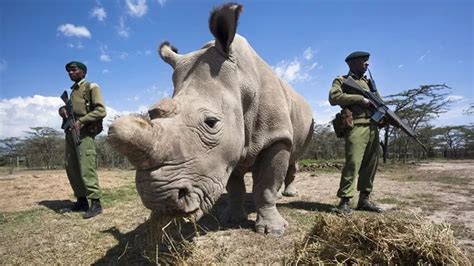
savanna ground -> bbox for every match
[0,160,472,264]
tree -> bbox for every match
[302,123,344,160]
[0,137,23,168]
[95,135,131,169]
[463,103,474,116]
[381,84,453,163]
[431,125,474,158]
[24,127,63,169]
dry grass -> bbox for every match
[144,213,196,264]
[289,212,471,265]
[1,161,473,264]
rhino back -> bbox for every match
[232,35,313,167]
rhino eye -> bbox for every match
[204,117,219,128]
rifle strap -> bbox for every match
[83,81,92,113]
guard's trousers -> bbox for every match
[65,131,102,199]
[337,123,381,198]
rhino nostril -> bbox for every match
[178,188,188,199]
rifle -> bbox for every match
[342,76,428,152]
[60,91,81,146]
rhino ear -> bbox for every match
[158,41,181,68]
[209,3,243,55]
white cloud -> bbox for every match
[67,42,84,50]
[447,95,464,101]
[436,103,474,126]
[273,59,309,84]
[0,95,64,139]
[303,47,314,61]
[102,106,134,127]
[126,0,148,17]
[119,52,129,60]
[307,62,318,71]
[316,100,331,108]
[313,105,340,126]
[397,64,404,69]
[116,17,130,38]
[100,54,111,62]
[137,50,153,56]
[57,24,91,38]
[0,59,7,72]
[157,0,167,7]
[272,47,320,84]
[100,45,111,62]
[0,95,140,139]
[91,7,107,21]
[102,69,109,74]
[417,49,431,62]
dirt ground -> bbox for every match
[0,160,473,264]
[0,169,134,212]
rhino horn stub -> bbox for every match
[159,41,181,68]
[107,116,162,170]
[149,98,178,119]
[209,3,243,55]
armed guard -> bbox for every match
[59,61,106,219]
[329,51,384,215]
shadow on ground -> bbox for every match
[93,194,334,264]
[38,200,75,213]
[93,193,256,265]
[278,201,336,213]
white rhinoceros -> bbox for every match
[108,3,313,236]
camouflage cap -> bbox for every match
[65,61,87,73]
[345,51,370,62]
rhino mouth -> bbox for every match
[135,168,220,219]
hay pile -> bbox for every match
[144,212,197,264]
[289,212,470,264]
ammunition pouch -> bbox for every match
[82,120,103,137]
[332,108,353,138]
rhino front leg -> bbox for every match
[282,162,298,197]
[252,142,289,236]
[220,170,248,224]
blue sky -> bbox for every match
[0,0,473,138]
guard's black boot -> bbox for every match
[335,197,352,215]
[60,197,89,213]
[83,199,102,219]
[356,192,383,213]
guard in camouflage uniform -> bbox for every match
[59,61,106,219]
[328,51,384,215]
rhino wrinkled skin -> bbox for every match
[108,3,313,236]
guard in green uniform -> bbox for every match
[59,61,106,219]
[329,51,383,215]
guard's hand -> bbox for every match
[59,107,68,119]
[72,120,82,131]
[361,98,372,108]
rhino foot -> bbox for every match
[255,206,288,236]
[282,184,298,197]
[220,205,248,225]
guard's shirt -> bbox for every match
[328,72,382,124]
[70,79,106,124]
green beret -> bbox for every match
[65,61,87,73]
[345,51,370,62]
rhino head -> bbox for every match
[108,3,245,219]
